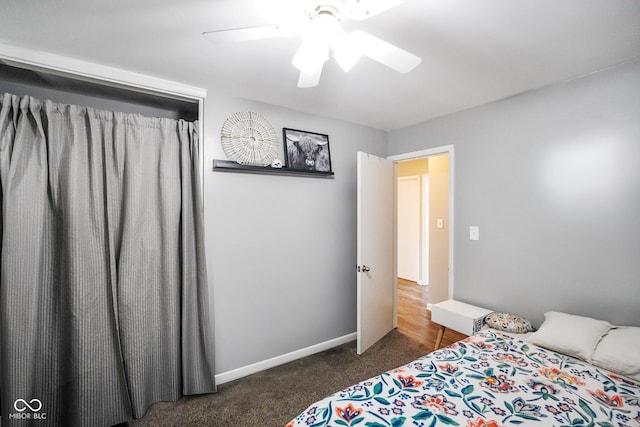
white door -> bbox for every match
[357,152,395,354]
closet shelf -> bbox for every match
[212,160,334,178]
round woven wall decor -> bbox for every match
[221,111,280,166]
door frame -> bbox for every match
[388,145,455,326]
[420,173,429,286]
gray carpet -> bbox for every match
[127,330,432,426]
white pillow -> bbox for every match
[527,311,611,362]
[591,327,640,382]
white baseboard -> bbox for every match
[215,332,357,385]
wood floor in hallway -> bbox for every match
[396,278,466,350]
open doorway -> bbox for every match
[394,151,451,343]
[355,147,453,353]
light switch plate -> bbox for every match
[437,218,444,229]
[470,226,480,241]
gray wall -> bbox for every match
[202,97,387,373]
[1,62,389,376]
[8,54,639,379]
[427,154,450,305]
[389,60,640,327]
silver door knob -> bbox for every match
[361,265,370,272]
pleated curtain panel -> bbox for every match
[0,92,216,426]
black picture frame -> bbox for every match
[283,128,332,173]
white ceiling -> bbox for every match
[1,0,639,130]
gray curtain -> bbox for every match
[0,93,216,426]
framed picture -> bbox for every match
[283,128,332,173]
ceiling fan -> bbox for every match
[202,0,422,88]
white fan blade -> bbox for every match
[297,63,324,88]
[351,30,421,73]
[348,0,407,20]
[202,24,295,43]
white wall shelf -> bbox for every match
[212,159,334,178]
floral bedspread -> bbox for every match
[286,330,640,427]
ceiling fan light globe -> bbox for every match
[333,49,361,72]
[297,64,324,88]
[311,11,341,37]
[332,32,363,72]
[292,41,329,74]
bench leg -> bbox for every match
[434,325,445,351]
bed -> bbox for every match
[286,312,640,427]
